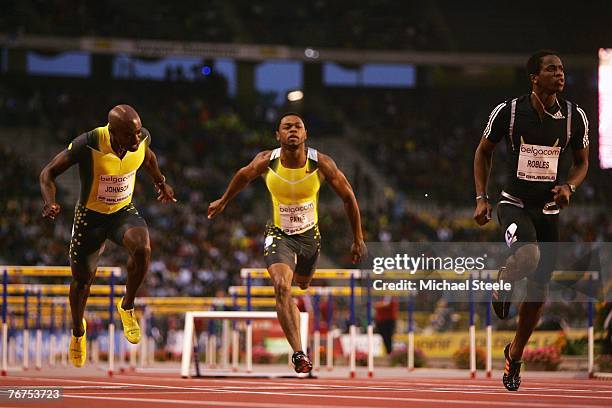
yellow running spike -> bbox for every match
[117,297,141,344]
[69,319,87,367]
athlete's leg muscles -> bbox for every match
[509,282,547,360]
[293,234,320,290]
[294,269,315,290]
[121,226,151,309]
[504,243,540,281]
[509,213,557,360]
[503,243,542,359]
[69,247,102,336]
[268,262,303,352]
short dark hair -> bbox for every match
[275,112,305,131]
[526,49,560,78]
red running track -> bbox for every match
[1,373,612,407]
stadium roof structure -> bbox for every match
[0,33,597,68]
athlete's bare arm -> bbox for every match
[473,137,496,225]
[317,153,367,264]
[551,146,589,209]
[39,150,76,220]
[143,147,176,204]
[207,150,272,219]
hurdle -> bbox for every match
[35,288,42,371]
[366,271,374,377]
[312,292,320,371]
[0,265,121,376]
[477,269,601,379]
[180,311,309,378]
[4,267,285,375]
[49,299,56,367]
[228,279,371,375]
[588,273,595,378]
[468,276,476,379]
[61,302,67,367]
[229,284,362,373]
[1,270,7,376]
[485,278,492,378]
[23,289,29,370]
[326,289,334,371]
[485,299,492,378]
[139,306,151,369]
[348,270,357,378]
[407,295,414,371]
[231,294,238,372]
[238,268,365,378]
[108,269,116,376]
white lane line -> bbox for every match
[210,388,607,408]
[5,376,216,392]
[272,377,612,391]
[165,378,612,398]
[114,375,612,397]
[360,378,612,390]
[213,386,612,401]
[345,379,612,393]
[291,384,612,397]
[66,391,233,396]
[62,394,379,408]
[126,374,612,391]
[56,385,133,390]
[300,387,612,400]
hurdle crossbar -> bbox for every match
[240,268,361,279]
[230,285,368,296]
[5,284,114,295]
[181,311,308,378]
[2,266,121,277]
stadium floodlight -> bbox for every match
[287,90,304,102]
[599,48,612,168]
[304,48,320,59]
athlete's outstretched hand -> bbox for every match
[42,203,61,220]
[473,199,492,225]
[351,240,367,264]
[208,198,227,219]
[157,183,177,204]
[551,185,571,209]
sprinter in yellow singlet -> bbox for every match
[208,113,367,373]
[40,105,176,367]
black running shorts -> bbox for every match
[497,203,559,284]
[263,223,321,277]
[69,202,147,267]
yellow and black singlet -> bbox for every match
[264,147,321,235]
[65,125,150,214]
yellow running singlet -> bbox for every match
[264,148,321,235]
[66,125,150,214]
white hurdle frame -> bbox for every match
[181,311,308,378]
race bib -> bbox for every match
[278,201,316,235]
[97,171,136,204]
[516,144,560,182]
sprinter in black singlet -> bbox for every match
[473,51,589,391]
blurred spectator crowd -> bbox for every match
[4,1,612,53]
[0,77,610,298]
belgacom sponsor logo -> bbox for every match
[279,203,315,213]
[100,174,133,183]
[520,145,560,157]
